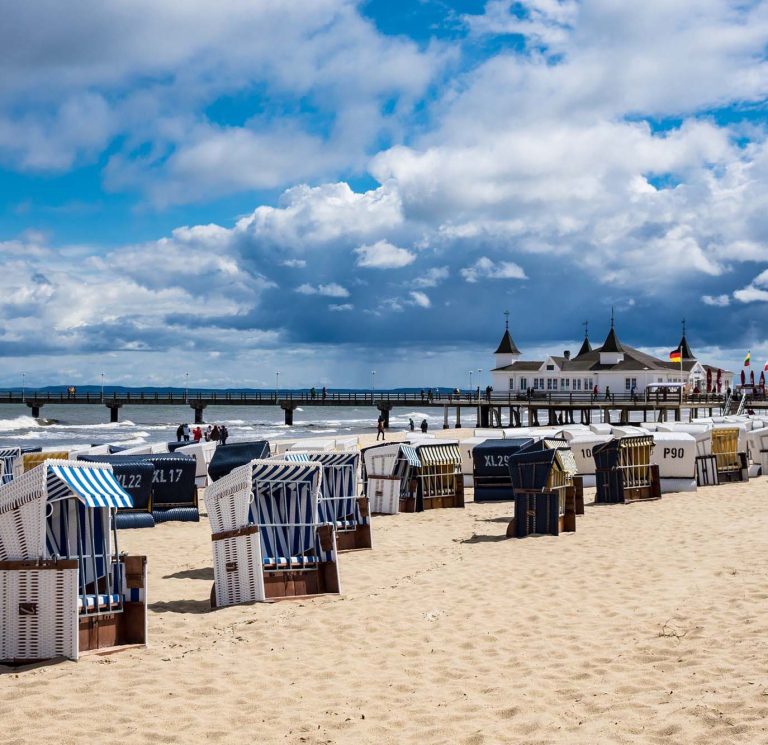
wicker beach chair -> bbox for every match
[0,447,22,485]
[506,448,575,538]
[361,443,421,515]
[0,460,148,664]
[205,459,340,607]
[471,438,533,502]
[411,442,464,511]
[593,435,661,503]
[285,451,370,551]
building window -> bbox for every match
[533,379,539,390]
[575,379,581,391]
[561,378,569,389]
[520,377,527,390]
[546,364,554,371]
[509,378,514,390]
[625,378,631,391]
[585,378,592,390]
[546,378,552,390]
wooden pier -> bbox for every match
[0,390,727,427]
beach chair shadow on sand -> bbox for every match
[0,460,148,665]
[205,459,341,608]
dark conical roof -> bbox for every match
[576,336,592,357]
[678,335,694,359]
[601,326,624,353]
[495,329,520,355]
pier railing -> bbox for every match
[0,390,726,406]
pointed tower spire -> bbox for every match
[494,311,520,355]
[577,320,592,357]
[678,317,694,359]
[601,309,623,353]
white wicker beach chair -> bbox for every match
[0,460,148,664]
[205,459,340,607]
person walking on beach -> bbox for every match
[193,426,202,442]
[176,424,184,442]
[376,417,385,441]
[420,418,428,433]
[182,423,190,442]
[210,424,220,442]
[220,424,228,445]
[204,424,212,441]
[409,418,415,431]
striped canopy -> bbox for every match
[47,464,134,509]
[399,445,422,467]
[415,443,461,467]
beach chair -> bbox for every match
[285,452,370,551]
[79,453,198,523]
[471,438,533,502]
[709,428,749,484]
[361,442,421,515]
[506,448,576,538]
[205,459,340,606]
[593,435,661,503]
[0,447,22,485]
[650,433,697,493]
[518,437,583,514]
[0,460,147,664]
[22,451,68,472]
[411,442,464,511]
[207,441,270,482]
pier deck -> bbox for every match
[0,390,728,427]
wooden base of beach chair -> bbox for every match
[262,561,340,600]
[335,524,372,552]
[506,490,573,539]
[571,478,585,515]
[0,555,147,665]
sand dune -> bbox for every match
[2,432,767,744]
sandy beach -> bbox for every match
[1,429,767,745]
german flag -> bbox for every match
[669,348,682,362]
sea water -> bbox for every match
[0,403,449,450]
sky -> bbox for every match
[2,0,768,390]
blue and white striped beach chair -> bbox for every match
[205,459,340,606]
[284,452,370,551]
[0,460,148,663]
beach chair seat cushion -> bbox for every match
[262,555,318,568]
[78,593,121,611]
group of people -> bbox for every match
[309,386,328,400]
[175,423,229,444]
[377,416,428,440]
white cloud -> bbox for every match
[702,294,731,307]
[238,182,403,250]
[460,257,527,283]
[409,291,431,308]
[281,259,307,268]
[412,266,449,288]
[355,240,415,269]
[0,1,445,199]
[328,303,354,312]
[295,282,350,298]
